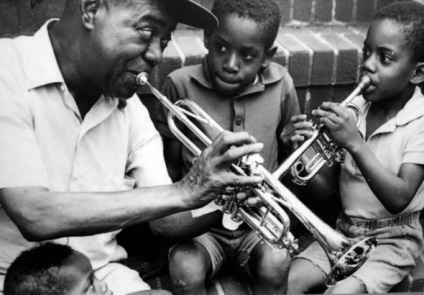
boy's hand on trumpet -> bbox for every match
[280,114,314,151]
[312,102,362,151]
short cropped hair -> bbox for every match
[4,243,74,295]
[374,1,424,62]
[211,0,281,50]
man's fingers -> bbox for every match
[224,143,264,163]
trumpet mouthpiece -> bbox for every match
[358,75,371,91]
[136,72,149,86]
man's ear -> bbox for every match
[411,62,424,85]
[261,45,278,68]
[80,0,99,29]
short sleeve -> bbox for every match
[125,97,172,188]
[402,117,424,165]
[0,41,48,189]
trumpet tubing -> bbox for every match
[136,73,376,284]
[273,75,371,184]
[136,73,295,251]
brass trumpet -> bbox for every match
[136,73,296,252]
[136,73,376,284]
[269,75,377,285]
[273,75,371,185]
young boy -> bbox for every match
[149,0,300,294]
[287,2,424,294]
[4,243,112,295]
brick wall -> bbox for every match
[0,0,418,113]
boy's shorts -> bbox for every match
[171,226,263,280]
[295,211,423,294]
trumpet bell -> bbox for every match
[326,236,377,285]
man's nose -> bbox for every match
[144,39,164,67]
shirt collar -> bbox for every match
[354,86,424,136]
[24,19,64,90]
[395,86,424,126]
[190,56,287,97]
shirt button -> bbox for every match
[235,118,242,126]
[60,84,66,92]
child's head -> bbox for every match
[4,243,111,295]
[204,0,281,96]
[361,1,424,103]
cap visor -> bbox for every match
[171,0,218,29]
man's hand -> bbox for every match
[180,131,264,209]
[280,114,314,151]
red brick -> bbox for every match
[356,0,376,23]
[295,87,308,114]
[376,0,397,10]
[314,0,333,23]
[307,86,335,114]
[276,32,312,87]
[197,0,214,11]
[335,0,353,23]
[0,0,65,37]
[278,0,292,25]
[343,32,367,77]
[319,33,360,84]
[0,1,19,37]
[272,43,289,68]
[333,84,359,104]
[293,0,313,23]
[173,30,207,66]
[295,31,334,86]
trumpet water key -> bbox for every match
[273,75,371,186]
[136,72,297,252]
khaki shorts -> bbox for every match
[170,226,263,280]
[295,211,423,293]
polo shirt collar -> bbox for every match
[394,86,424,126]
[24,19,64,90]
[356,86,424,136]
[191,56,286,97]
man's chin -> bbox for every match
[110,84,138,100]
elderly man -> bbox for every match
[0,0,264,294]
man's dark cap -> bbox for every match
[168,0,218,30]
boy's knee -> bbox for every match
[168,244,209,286]
[250,246,290,285]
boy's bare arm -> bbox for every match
[314,101,424,214]
[349,143,424,213]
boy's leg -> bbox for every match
[248,242,291,295]
[168,241,211,295]
[324,277,366,294]
[288,258,327,294]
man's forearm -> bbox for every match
[0,183,191,241]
